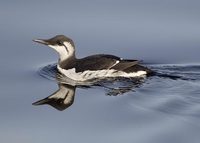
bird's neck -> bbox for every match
[58,53,76,69]
[49,41,76,68]
[58,50,75,62]
[58,42,76,62]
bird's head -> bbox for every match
[33,35,75,61]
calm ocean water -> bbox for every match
[1,0,200,143]
[1,62,200,143]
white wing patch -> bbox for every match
[109,60,119,69]
[57,65,147,81]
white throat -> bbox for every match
[48,42,75,61]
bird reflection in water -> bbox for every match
[33,83,76,111]
[33,64,146,111]
[33,63,189,111]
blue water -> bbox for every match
[1,0,200,143]
[36,64,200,113]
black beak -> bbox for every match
[33,39,49,45]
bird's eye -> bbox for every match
[57,41,62,46]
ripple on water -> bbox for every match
[37,63,200,118]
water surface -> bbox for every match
[1,0,200,143]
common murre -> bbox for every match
[33,35,153,81]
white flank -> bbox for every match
[57,65,147,81]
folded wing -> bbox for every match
[75,54,139,72]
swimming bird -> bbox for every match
[33,35,153,81]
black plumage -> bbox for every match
[59,54,152,74]
[33,35,154,78]
[75,54,139,72]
